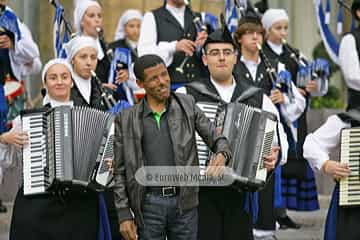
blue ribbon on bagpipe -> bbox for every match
[0,8,21,41]
[314,0,355,65]
[52,2,70,58]
[225,0,240,33]
[108,48,134,105]
[201,12,219,33]
[296,58,329,94]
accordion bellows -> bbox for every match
[22,106,114,195]
[196,102,277,191]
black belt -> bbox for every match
[147,186,179,197]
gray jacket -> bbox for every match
[113,92,231,227]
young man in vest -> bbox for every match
[232,10,306,239]
[177,26,288,240]
[138,0,208,89]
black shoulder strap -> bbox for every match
[234,86,261,103]
[338,108,360,124]
[186,81,224,103]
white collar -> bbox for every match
[49,97,74,107]
[165,4,186,14]
[73,73,92,104]
[210,76,236,103]
[126,38,137,50]
[240,55,261,65]
[267,40,283,55]
[96,38,105,60]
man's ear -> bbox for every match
[202,54,208,66]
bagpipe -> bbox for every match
[282,39,329,94]
[257,43,295,103]
[49,1,126,113]
[107,47,136,105]
[175,0,207,74]
[0,5,25,131]
[49,0,73,58]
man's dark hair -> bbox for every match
[133,54,166,81]
[352,0,360,21]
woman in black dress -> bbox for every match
[10,58,102,240]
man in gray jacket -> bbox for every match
[113,54,231,240]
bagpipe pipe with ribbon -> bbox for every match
[50,0,72,58]
[0,5,24,133]
[107,47,135,106]
[282,39,330,95]
[50,0,129,116]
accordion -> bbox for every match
[21,106,115,196]
[340,127,360,206]
[196,101,277,191]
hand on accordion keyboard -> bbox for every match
[119,219,138,240]
[263,146,280,172]
[104,158,114,174]
[322,160,351,180]
[0,130,28,148]
[205,153,226,177]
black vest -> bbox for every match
[262,42,299,86]
[233,58,273,96]
[346,27,360,110]
[70,77,103,110]
[185,76,263,108]
[96,39,111,84]
[152,6,208,83]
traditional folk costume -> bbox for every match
[138,1,208,90]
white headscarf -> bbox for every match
[114,9,143,41]
[41,58,74,105]
[63,35,98,62]
[42,58,73,84]
[261,9,289,33]
[73,0,101,34]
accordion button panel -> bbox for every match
[340,128,360,206]
[195,102,219,177]
[22,113,48,195]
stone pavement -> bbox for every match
[0,196,330,240]
[276,195,330,240]
[0,202,12,240]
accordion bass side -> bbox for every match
[22,106,115,196]
[340,127,360,206]
[196,102,277,191]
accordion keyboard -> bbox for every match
[195,102,219,176]
[340,127,360,206]
[22,112,49,195]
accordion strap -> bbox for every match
[186,81,224,103]
[338,108,360,124]
[186,81,261,105]
[234,86,262,103]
